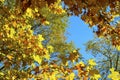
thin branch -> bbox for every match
[115,51,120,71]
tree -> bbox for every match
[0,0,102,80]
[63,0,120,47]
[0,0,119,79]
[1,0,120,46]
[29,0,120,47]
[86,37,120,79]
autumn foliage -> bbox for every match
[0,0,120,80]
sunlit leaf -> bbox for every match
[108,68,120,80]
[33,55,42,64]
[7,55,13,60]
[66,72,75,80]
[88,59,96,66]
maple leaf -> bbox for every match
[116,46,120,51]
[76,61,85,67]
[108,68,120,80]
[25,8,33,18]
[42,20,50,25]
[7,55,13,60]
[66,72,75,80]
[88,59,96,66]
[90,74,101,80]
[33,55,42,64]
[47,45,54,53]
[0,0,4,3]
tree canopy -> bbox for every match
[0,0,120,80]
[1,0,120,46]
[86,37,120,79]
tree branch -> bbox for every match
[115,51,120,71]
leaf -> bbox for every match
[88,59,96,66]
[7,55,13,60]
[90,74,101,80]
[9,28,15,38]
[25,8,33,18]
[0,72,4,76]
[116,46,120,51]
[73,50,77,53]
[0,0,4,3]
[89,69,99,76]
[44,54,50,60]
[38,35,44,41]
[49,72,57,80]
[35,8,38,12]
[108,68,120,80]
[42,21,50,25]
[76,61,85,68]
[66,72,75,80]
[47,45,54,53]
[33,55,42,64]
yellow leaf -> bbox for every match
[12,76,17,80]
[47,45,54,53]
[33,55,42,64]
[25,8,33,18]
[10,15,15,19]
[38,35,44,41]
[44,54,50,60]
[49,72,57,80]
[0,72,4,76]
[0,0,4,2]
[76,61,85,67]
[73,50,77,53]
[65,61,68,66]
[116,46,120,51]
[35,8,38,12]
[88,59,96,66]
[94,74,101,79]
[43,21,50,25]
[13,21,17,27]
[22,54,26,58]
[79,61,85,67]
[66,73,75,80]
[108,68,120,80]
[43,72,49,80]
[90,74,101,80]
[86,66,91,71]
[7,55,13,60]
[9,28,15,38]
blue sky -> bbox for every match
[66,16,94,60]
